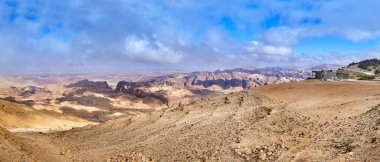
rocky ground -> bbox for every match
[0,65,343,129]
[0,67,312,128]
[1,80,380,161]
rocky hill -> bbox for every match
[113,67,304,108]
[117,64,341,90]
[15,86,52,97]
[0,64,344,128]
[112,64,343,108]
[66,79,112,92]
[306,64,343,71]
[337,58,380,79]
[7,81,380,161]
[348,58,380,70]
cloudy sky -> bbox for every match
[1,0,380,73]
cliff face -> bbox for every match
[116,81,169,105]
[115,64,343,92]
[113,68,305,107]
[66,79,111,90]
[113,66,336,107]
[152,69,307,90]
[60,65,343,112]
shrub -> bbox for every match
[334,139,356,153]
[375,69,380,74]
[356,58,380,70]
[348,62,357,66]
[357,74,375,80]
[336,73,351,79]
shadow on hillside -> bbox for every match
[189,89,220,96]
[60,106,110,122]
[59,106,156,122]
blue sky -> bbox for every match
[295,36,380,56]
[1,0,380,73]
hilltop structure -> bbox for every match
[311,70,336,80]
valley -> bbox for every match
[0,65,340,130]
[2,64,380,161]
[1,1,379,161]
[1,80,380,161]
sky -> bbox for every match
[1,0,380,73]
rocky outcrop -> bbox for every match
[9,86,52,97]
[66,79,111,89]
[116,81,168,106]
[114,64,342,91]
[159,71,301,89]
[20,86,52,97]
[116,81,128,91]
[115,81,147,92]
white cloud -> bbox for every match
[342,29,380,42]
[123,35,185,64]
[262,27,304,46]
[250,40,259,46]
[245,41,292,57]
[262,45,292,56]
[2,0,380,73]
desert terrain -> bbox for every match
[1,80,380,161]
[2,0,380,161]
[0,66,328,131]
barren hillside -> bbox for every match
[4,80,378,161]
[0,99,93,132]
[0,126,72,162]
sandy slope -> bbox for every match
[253,80,380,120]
[0,126,72,162]
[3,80,380,161]
[0,99,93,131]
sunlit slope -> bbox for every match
[0,99,93,131]
[43,81,380,161]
